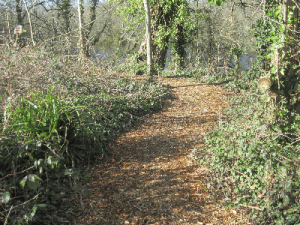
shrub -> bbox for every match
[199,92,300,224]
[0,47,171,224]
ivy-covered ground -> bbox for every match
[2,47,298,224]
[69,74,249,224]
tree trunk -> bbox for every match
[4,0,10,35]
[173,23,185,70]
[143,0,153,79]
[87,0,97,37]
[138,0,188,71]
[77,0,86,60]
[16,0,22,25]
[22,0,35,46]
[60,0,71,33]
[281,0,299,107]
[138,2,170,70]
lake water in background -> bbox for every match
[237,53,257,71]
[94,47,257,72]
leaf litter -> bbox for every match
[69,74,250,225]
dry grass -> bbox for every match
[0,46,115,113]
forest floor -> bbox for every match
[70,74,250,225]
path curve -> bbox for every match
[73,75,248,224]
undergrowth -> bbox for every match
[0,46,171,224]
[114,53,300,223]
[191,60,300,224]
[200,93,299,224]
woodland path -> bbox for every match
[72,75,249,225]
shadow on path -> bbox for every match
[72,76,247,225]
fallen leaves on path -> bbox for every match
[70,74,249,224]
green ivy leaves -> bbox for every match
[20,174,42,190]
[201,91,300,224]
[208,0,225,6]
[1,191,10,204]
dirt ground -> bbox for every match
[70,74,250,225]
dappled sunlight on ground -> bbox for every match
[70,74,249,224]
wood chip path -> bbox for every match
[72,74,249,225]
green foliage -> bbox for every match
[116,54,165,75]
[198,86,300,224]
[208,0,226,6]
[58,0,72,32]
[112,0,195,69]
[226,58,265,91]
[0,48,171,224]
[151,0,193,47]
[117,54,148,75]
[181,45,300,223]
[251,0,300,122]
[0,87,83,224]
[251,16,275,59]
